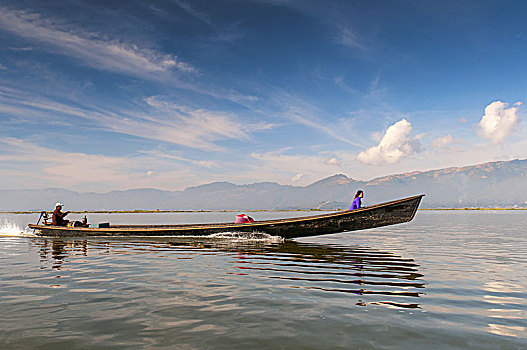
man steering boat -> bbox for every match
[52,202,70,226]
[50,203,89,227]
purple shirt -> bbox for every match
[349,197,361,210]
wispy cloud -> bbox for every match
[9,46,33,51]
[431,134,463,153]
[135,96,273,150]
[249,149,343,185]
[0,87,272,151]
[0,137,133,189]
[283,106,363,147]
[250,1,373,56]
[338,27,368,52]
[172,0,212,26]
[0,137,211,191]
[333,74,357,94]
[0,6,196,80]
[139,149,219,168]
[170,0,245,52]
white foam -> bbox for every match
[208,231,284,243]
[0,219,37,237]
[121,231,284,242]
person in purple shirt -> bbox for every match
[349,190,364,210]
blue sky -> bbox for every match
[0,0,525,191]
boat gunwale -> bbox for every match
[29,195,424,233]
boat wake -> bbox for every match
[207,231,284,243]
[0,220,37,237]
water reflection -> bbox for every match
[230,241,425,305]
[33,237,425,309]
[38,239,89,270]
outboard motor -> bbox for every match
[35,211,51,225]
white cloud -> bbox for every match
[0,7,196,80]
[477,101,522,144]
[357,119,423,165]
[431,135,452,148]
[291,173,303,182]
[431,134,462,152]
[325,157,342,166]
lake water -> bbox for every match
[1,210,526,349]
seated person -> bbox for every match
[52,202,70,226]
[349,190,364,210]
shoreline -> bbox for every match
[2,207,527,214]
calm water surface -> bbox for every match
[1,211,526,349]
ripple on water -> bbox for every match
[1,211,526,349]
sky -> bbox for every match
[0,0,526,192]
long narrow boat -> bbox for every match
[29,195,423,239]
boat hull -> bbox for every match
[29,195,423,239]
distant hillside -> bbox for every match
[1,159,527,211]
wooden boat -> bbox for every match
[29,195,423,239]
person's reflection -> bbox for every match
[37,239,88,270]
[51,240,67,270]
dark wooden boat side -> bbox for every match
[28,194,424,239]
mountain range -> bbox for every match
[2,159,527,211]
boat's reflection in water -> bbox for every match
[35,235,425,309]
